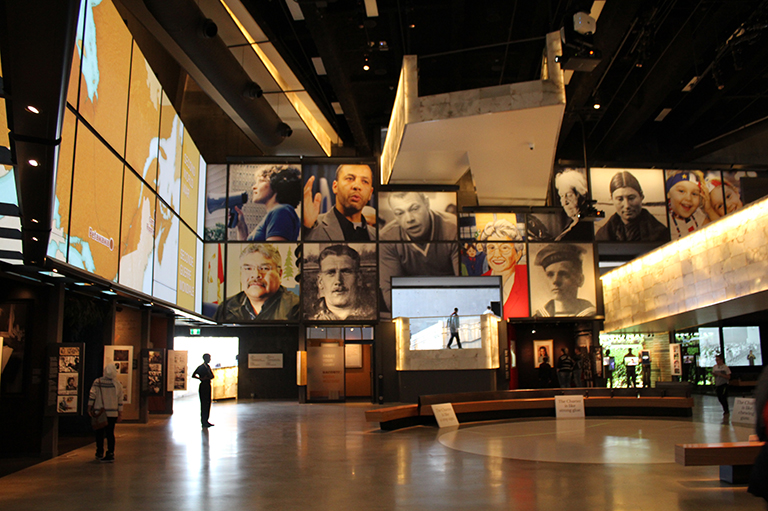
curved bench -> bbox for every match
[366,386,694,430]
[675,441,764,483]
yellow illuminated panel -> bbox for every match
[125,42,161,189]
[178,128,200,231]
[48,110,78,262]
[118,169,155,295]
[68,124,123,281]
[157,92,183,212]
[76,0,132,156]
[176,223,197,311]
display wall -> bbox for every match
[48,0,207,314]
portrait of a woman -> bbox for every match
[478,219,529,318]
[554,169,593,241]
[234,165,302,241]
[595,171,668,242]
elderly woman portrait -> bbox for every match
[554,169,593,241]
[234,165,302,241]
[665,170,710,240]
[595,171,668,242]
[478,219,529,318]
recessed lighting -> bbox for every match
[31,218,38,223]
[593,102,601,110]
[363,64,370,71]
[28,159,39,167]
[31,236,38,241]
[26,106,40,114]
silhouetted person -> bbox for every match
[192,354,215,427]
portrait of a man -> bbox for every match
[214,243,300,322]
[378,191,457,242]
[303,244,377,321]
[530,243,596,318]
[590,168,668,243]
[303,164,376,241]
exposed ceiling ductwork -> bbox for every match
[142,0,291,147]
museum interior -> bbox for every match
[1,1,767,509]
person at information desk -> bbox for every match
[595,171,668,242]
[713,354,731,416]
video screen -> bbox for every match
[391,276,501,350]
[176,222,198,312]
[125,42,161,189]
[68,122,123,282]
[156,92,183,213]
[178,128,201,231]
[118,169,156,295]
[722,326,762,367]
[697,327,720,367]
[48,109,77,263]
[75,0,131,156]
[153,202,180,303]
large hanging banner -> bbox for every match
[104,345,134,404]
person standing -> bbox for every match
[748,349,757,367]
[446,308,461,349]
[192,354,215,428]
[573,346,584,387]
[556,348,574,388]
[88,364,123,462]
[624,349,637,388]
[713,354,731,416]
[538,356,553,388]
[604,349,615,388]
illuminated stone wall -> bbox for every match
[602,195,768,332]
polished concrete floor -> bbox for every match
[0,394,764,511]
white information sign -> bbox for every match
[248,353,284,369]
[732,398,756,426]
[431,402,460,428]
[555,395,585,419]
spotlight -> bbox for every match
[26,105,40,114]
[29,159,39,167]
[592,101,601,110]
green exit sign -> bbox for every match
[190,328,201,336]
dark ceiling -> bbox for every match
[243,0,768,166]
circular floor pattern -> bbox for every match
[437,418,752,464]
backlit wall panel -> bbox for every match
[68,124,123,281]
[118,168,156,295]
[76,0,131,157]
[125,42,161,190]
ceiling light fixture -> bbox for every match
[26,105,40,114]
[28,159,39,167]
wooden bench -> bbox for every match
[366,387,694,430]
[364,405,420,430]
[675,441,764,483]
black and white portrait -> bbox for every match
[378,191,457,242]
[529,243,596,318]
[302,243,377,321]
[590,168,668,242]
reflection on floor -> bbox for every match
[0,394,763,511]
[439,418,752,464]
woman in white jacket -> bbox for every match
[88,364,124,462]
